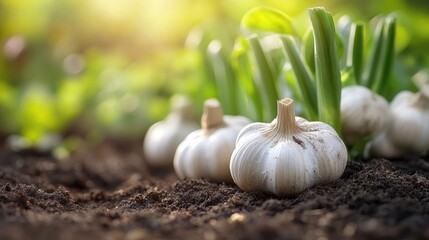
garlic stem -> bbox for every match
[412,92,429,109]
[412,69,429,99]
[175,104,194,122]
[201,99,225,129]
[171,95,195,122]
[420,85,429,99]
[412,70,429,108]
[274,98,300,135]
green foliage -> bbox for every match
[200,5,418,144]
[247,35,280,121]
[230,7,343,132]
[309,7,342,133]
[241,6,296,35]
[281,36,317,120]
[231,37,264,120]
[1,0,429,153]
[346,23,364,85]
[362,15,396,94]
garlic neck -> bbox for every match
[171,95,195,122]
[175,105,194,122]
[274,98,300,135]
[412,92,429,109]
[201,99,225,129]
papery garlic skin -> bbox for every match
[144,96,199,168]
[341,86,390,146]
[230,98,347,197]
[370,91,429,158]
[174,99,251,182]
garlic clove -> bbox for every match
[369,131,402,158]
[340,86,390,146]
[174,98,251,182]
[388,93,429,154]
[143,95,199,168]
[369,88,429,158]
[230,98,348,197]
[390,91,414,108]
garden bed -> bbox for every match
[1,142,429,239]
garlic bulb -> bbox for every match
[143,95,199,168]
[230,98,348,197]
[340,86,390,146]
[369,89,429,158]
[174,99,251,182]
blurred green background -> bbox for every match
[1,0,429,151]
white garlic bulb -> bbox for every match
[143,95,199,168]
[174,99,251,182]
[340,86,390,146]
[369,90,429,158]
[230,98,348,197]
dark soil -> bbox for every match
[1,142,429,240]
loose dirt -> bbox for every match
[1,142,428,239]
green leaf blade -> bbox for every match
[241,6,296,36]
[346,23,364,85]
[231,37,264,120]
[280,35,318,120]
[309,7,342,133]
[207,40,239,115]
[303,29,316,74]
[363,18,385,88]
[373,15,396,93]
[248,35,279,121]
